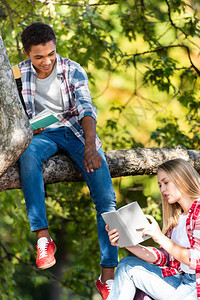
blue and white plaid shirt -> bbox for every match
[18,53,101,148]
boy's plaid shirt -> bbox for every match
[18,54,101,148]
[151,200,200,299]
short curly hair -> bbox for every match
[21,22,56,54]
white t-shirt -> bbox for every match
[171,214,195,274]
[35,62,64,128]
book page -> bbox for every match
[102,202,150,247]
[102,211,134,247]
[118,202,150,246]
[30,110,59,130]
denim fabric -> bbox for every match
[107,256,196,300]
[19,127,118,267]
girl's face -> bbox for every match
[157,169,182,204]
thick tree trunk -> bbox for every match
[0,145,200,192]
[0,35,32,177]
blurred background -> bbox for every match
[0,0,200,299]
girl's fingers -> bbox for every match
[105,225,109,232]
[105,225,119,245]
[142,229,149,237]
[108,228,118,236]
[105,225,117,235]
[136,227,144,231]
[111,236,119,246]
[109,231,119,240]
[145,215,156,223]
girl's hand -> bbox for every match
[105,225,119,246]
[141,215,164,244]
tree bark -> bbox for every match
[1,145,200,192]
[0,35,33,177]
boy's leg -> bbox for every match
[19,130,59,269]
[19,132,58,231]
[62,128,118,277]
[81,147,118,267]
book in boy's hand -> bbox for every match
[102,202,151,247]
[30,110,60,130]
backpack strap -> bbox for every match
[12,65,29,117]
[12,64,21,79]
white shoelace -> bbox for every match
[37,237,49,259]
[99,275,114,291]
[105,279,113,292]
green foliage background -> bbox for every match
[0,0,200,299]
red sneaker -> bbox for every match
[36,237,56,270]
[95,275,113,300]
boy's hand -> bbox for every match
[84,145,101,173]
[33,128,46,135]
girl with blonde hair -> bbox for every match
[106,158,200,300]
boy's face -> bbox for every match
[23,40,56,78]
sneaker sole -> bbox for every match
[95,280,111,300]
[37,245,57,270]
[38,259,56,270]
[95,284,103,297]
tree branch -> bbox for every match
[34,0,117,7]
[0,35,33,177]
[0,240,59,280]
[165,0,188,38]
[1,145,200,191]
[124,44,200,75]
[1,0,23,61]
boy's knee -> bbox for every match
[19,147,41,170]
[95,192,116,213]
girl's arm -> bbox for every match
[106,225,162,264]
[126,244,161,263]
[185,211,200,271]
[106,213,190,266]
[143,215,190,266]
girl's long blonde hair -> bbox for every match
[157,158,200,233]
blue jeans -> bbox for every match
[19,127,118,268]
[107,256,196,300]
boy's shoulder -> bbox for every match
[57,54,83,71]
[18,59,32,72]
